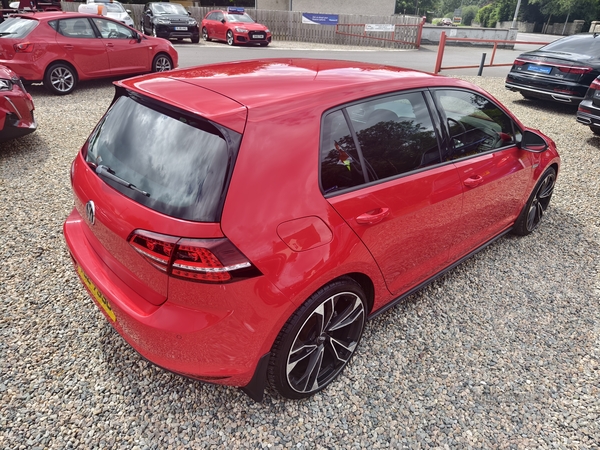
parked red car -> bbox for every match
[201,7,271,46]
[0,63,35,141]
[64,59,560,401]
[0,12,178,95]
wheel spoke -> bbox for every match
[526,204,537,231]
[327,337,357,363]
[327,296,364,332]
[287,342,318,373]
[294,345,324,392]
[538,176,555,199]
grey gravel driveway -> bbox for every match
[0,71,599,449]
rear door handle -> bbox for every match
[464,175,484,188]
[63,44,74,50]
[356,208,390,225]
[106,43,114,48]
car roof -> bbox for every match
[12,11,122,21]
[115,59,477,132]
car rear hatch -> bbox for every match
[0,16,40,61]
[69,83,248,306]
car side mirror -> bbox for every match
[126,9,132,14]
[135,32,142,43]
[187,11,191,15]
[146,10,152,15]
[221,19,226,24]
[520,130,548,153]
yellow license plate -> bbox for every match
[77,266,116,322]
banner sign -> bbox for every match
[302,13,339,26]
[365,24,395,32]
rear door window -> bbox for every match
[320,91,441,195]
[84,94,241,222]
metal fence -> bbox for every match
[60,3,424,48]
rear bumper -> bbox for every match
[505,72,587,103]
[577,100,600,128]
[0,59,45,83]
[63,207,294,391]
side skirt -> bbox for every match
[368,228,512,320]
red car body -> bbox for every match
[201,8,271,46]
[64,59,560,401]
[0,64,35,141]
[0,12,178,94]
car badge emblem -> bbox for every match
[85,200,96,225]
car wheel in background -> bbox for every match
[202,27,210,41]
[259,42,268,47]
[267,277,367,399]
[590,125,600,135]
[152,25,157,37]
[226,30,234,46]
[512,167,556,236]
[152,54,173,72]
[44,62,77,95]
[191,35,200,44]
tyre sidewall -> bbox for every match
[44,63,77,95]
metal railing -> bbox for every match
[434,31,551,74]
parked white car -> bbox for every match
[86,0,135,28]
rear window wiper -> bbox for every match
[95,164,150,197]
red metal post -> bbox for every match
[415,16,426,49]
[434,32,446,74]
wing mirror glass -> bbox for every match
[520,130,548,153]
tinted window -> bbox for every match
[226,13,255,23]
[540,34,600,55]
[433,89,520,161]
[0,17,38,39]
[347,92,440,181]
[85,96,240,222]
[152,3,187,15]
[320,110,365,194]
[57,18,96,38]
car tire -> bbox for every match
[152,54,173,72]
[521,92,535,100]
[267,277,367,399]
[191,35,200,44]
[151,25,157,38]
[259,42,269,47]
[512,167,556,236]
[44,62,77,95]
[590,125,600,135]
[202,27,210,41]
[226,30,234,46]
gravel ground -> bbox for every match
[1,72,599,449]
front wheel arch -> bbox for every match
[152,53,173,72]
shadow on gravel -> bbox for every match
[0,132,49,168]
[512,98,579,115]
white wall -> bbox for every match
[258,0,395,16]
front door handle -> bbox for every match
[63,44,74,50]
[464,175,484,188]
[356,208,390,225]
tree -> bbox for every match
[395,0,439,15]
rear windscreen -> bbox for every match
[84,95,241,222]
[541,35,600,55]
[0,17,38,39]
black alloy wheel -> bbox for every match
[268,278,367,399]
[513,167,556,236]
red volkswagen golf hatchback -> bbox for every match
[0,12,178,95]
[64,59,560,401]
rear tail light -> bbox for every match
[557,66,592,75]
[128,230,260,283]
[590,78,600,90]
[14,43,34,53]
[513,59,527,66]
